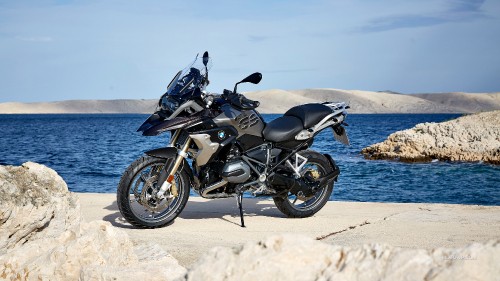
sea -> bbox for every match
[0,114,498,206]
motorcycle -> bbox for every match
[117,52,350,228]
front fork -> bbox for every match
[156,132,191,198]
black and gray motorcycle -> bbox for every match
[117,52,350,228]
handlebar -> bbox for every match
[202,89,260,110]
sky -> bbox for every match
[0,0,499,102]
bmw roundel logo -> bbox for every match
[217,130,226,140]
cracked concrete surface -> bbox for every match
[316,220,371,240]
[78,194,500,267]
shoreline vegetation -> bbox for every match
[1,89,499,114]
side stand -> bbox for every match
[236,192,245,228]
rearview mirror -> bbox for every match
[233,72,262,94]
[202,51,209,66]
[239,72,262,84]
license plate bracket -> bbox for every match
[332,125,350,145]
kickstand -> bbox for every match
[236,192,245,228]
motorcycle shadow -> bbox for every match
[180,197,285,221]
[101,201,138,229]
[100,197,286,229]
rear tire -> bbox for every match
[117,155,190,228]
[273,150,334,218]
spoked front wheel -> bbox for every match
[117,155,190,228]
[273,150,334,218]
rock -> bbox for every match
[0,162,81,254]
[0,162,186,280]
[185,234,500,281]
[361,110,500,164]
[3,162,498,280]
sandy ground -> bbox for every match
[78,193,500,267]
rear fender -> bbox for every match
[323,153,340,182]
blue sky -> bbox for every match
[0,0,499,102]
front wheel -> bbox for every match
[273,150,334,218]
[117,155,190,228]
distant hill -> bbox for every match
[0,99,157,114]
[245,89,500,113]
[409,92,500,113]
[1,89,499,114]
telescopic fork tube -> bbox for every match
[168,130,181,147]
[156,138,192,198]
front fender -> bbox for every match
[137,112,166,133]
[145,147,178,159]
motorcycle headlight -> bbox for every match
[161,97,179,112]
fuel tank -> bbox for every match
[213,104,265,150]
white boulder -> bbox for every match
[0,162,186,280]
[186,234,500,281]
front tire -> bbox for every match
[117,155,190,228]
[273,150,334,218]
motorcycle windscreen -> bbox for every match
[165,54,211,97]
[137,112,165,133]
[332,125,350,145]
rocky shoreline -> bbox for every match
[0,162,185,280]
[186,235,499,281]
[361,110,500,164]
[1,163,499,280]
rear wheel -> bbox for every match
[273,150,334,218]
[117,155,190,228]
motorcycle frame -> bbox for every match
[160,118,336,198]
[155,101,349,198]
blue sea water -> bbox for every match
[0,114,498,205]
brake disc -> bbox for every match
[136,174,171,212]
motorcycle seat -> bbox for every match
[284,103,333,128]
[262,116,303,142]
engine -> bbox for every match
[221,160,251,183]
[197,144,252,199]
